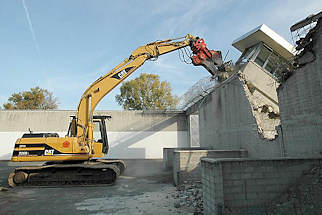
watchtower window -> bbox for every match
[264,52,279,74]
[237,44,259,64]
[254,45,272,67]
[249,43,293,80]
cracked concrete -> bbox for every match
[239,69,281,140]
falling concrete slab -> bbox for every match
[238,62,281,140]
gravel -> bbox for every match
[172,181,203,215]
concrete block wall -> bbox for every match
[198,76,281,158]
[277,19,322,157]
[173,149,248,185]
[163,147,206,170]
[201,157,322,215]
[0,110,189,160]
[202,158,224,214]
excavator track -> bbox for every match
[8,159,126,187]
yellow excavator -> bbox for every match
[8,34,225,187]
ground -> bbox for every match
[0,160,197,215]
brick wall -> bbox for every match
[201,157,322,215]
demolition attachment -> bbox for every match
[190,38,225,77]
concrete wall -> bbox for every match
[172,149,248,185]
[198,75,281,158]
[196,19,322,159]
[277,19,322,157]
[201,157,322,215]
[0,110,189,160]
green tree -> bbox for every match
[3,87,58,110]
[116,73,178,110]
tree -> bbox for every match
[3,87,58,110]
[115,73,178,110]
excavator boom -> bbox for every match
[75,35,197,149]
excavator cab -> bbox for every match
[93,115,110,154]
[67,115,111,154]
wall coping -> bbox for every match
[174,149,247,153]
[202,157,322,164]
[0,110,186,114]
[163,147,207,150]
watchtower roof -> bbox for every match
[232,24,295,60]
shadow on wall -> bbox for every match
[0,112,187,160]
[107,115,188,159]
[0,153,12,160]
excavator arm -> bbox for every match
[73,34,223,154]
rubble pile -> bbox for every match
[172,181,203,214]
[265,165,322,215]
[293,14,320,68]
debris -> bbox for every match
[173,181,203,214]
[293,24,317,67]
[174,201,181,208]
[290,11,322,32]
[263,165,322,214]
[239,72,281,140]
[0,187,9,192]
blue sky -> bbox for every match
[0,0,321,110]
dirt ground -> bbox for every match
[0,160,196,215]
